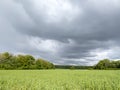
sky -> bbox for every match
[0,0,120,65]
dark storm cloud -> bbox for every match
[0,0,120,65]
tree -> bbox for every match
[16,55,35,69]
[35,59,54,69]
[0,52,13,63]
[0,52,14,69]
[35,59,43,69]
[0,52,55,70]
[94,59,110,69]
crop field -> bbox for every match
[0,70,120,90]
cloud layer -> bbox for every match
[0,0,120,65]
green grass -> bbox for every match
[0,70,120,90]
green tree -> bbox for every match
[35,59,43,69]
[0,52,13,63]
[94,59,110,69]
[0,52,55,70]
[35,59,55,69]
[16,55,35,69]
[0,52,14,69]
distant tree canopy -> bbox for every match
[94,59,120,70]
[0,52,55,70]
[1,52,120,70]
[55,65,93,69]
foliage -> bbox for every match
[94,59,120,70]
[35,59,55,69]
[0,52,54,70]
[55,65,93,69]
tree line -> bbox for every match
[0,52,55,70]
[94,59,120,70]
[55,65,93,69]
[0,52,120,70]
[55,59,120,70]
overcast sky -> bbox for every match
[0,0,120,65]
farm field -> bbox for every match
[0,70,120,90]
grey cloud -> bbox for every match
[15,0,120,42]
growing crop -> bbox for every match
[0,70,120,90]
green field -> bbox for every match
[0,70,120,90]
